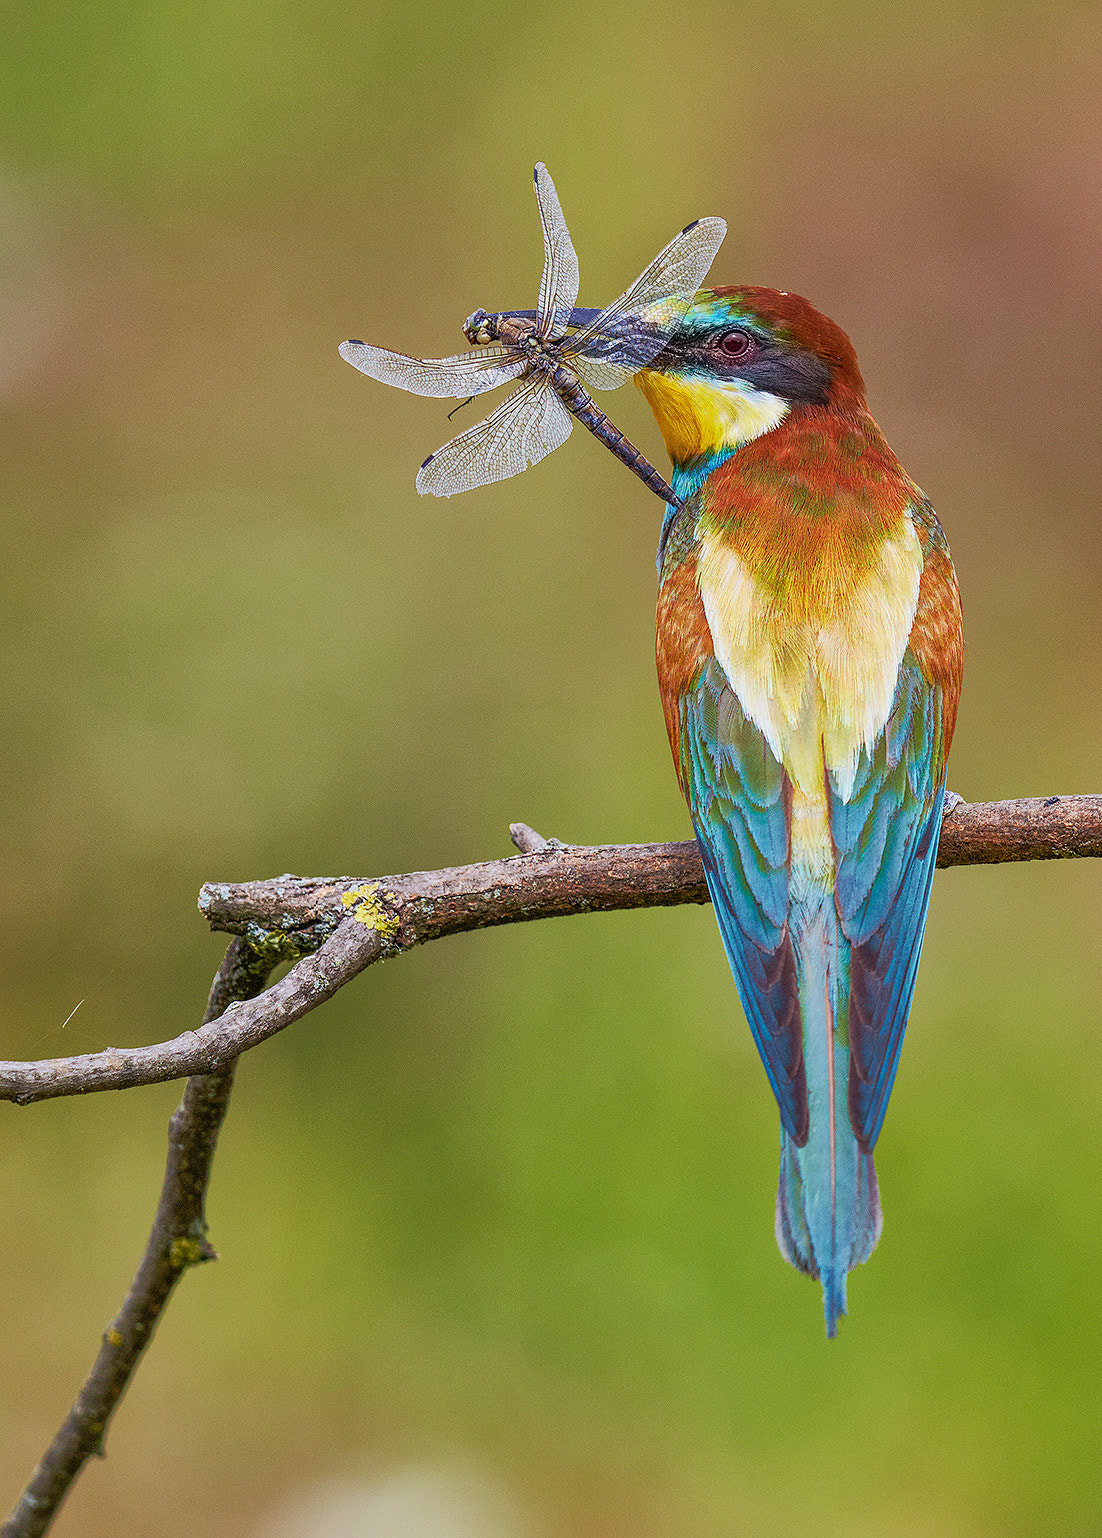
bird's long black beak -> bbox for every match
[497,308,604,328]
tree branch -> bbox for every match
[2,792,1101,1536]
[1,795,1099,1111]
[1,938,277,1538]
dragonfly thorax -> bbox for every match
[463,308,560,383]
[463,309,541,351]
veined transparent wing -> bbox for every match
[415,377,573,497]
[533,162,580,342]
[563,215,726,389]
[338,338,526,399]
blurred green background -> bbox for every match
[2,2,1102,1534]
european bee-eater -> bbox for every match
[635,288,963,1335]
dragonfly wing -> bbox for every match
[415,377,573,497]
[339,339,526,399]
[566,215,727,388]
[533,163,580,341]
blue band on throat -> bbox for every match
[656,448,738,576]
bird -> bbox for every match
[633,287,963,1335]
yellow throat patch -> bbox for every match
[635,370,789,462]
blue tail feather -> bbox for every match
[774,895,883,1335]
[675,660,942,1333]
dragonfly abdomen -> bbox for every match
[547,361,680,508]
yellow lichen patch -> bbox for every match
[340,884,401,938]
[105,1327,123,1348]
[169,1236,208,1268]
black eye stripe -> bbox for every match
[676,327,833,407]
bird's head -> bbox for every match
[634,286,867,473]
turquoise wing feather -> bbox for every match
[678,656,808,1144]
[830,653,949,1151]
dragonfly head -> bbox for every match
[462,309,498,345]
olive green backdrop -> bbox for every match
[2,2,1101,1534]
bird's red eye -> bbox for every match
[718,329,753,358]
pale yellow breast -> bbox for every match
[697,517,923,820]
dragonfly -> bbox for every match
[339,164,725,506]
